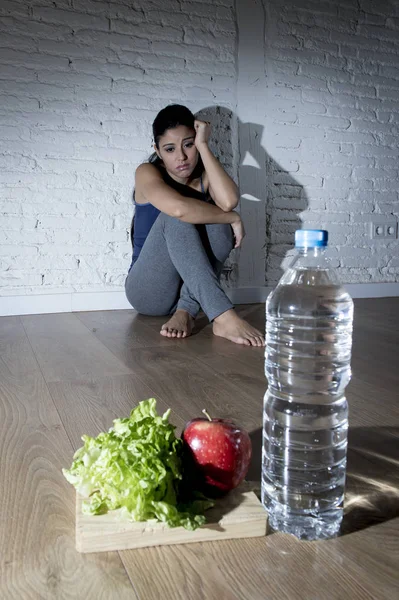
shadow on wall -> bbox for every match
[196,106,308,286]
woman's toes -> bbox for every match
[160,311,194,339]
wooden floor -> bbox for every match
[1,299,398,599]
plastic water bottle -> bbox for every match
[262,230,353,540]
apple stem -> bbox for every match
[202,409,212,422]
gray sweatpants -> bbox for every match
[125,212,234,321]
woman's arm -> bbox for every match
[194,120,239,212]
[135,163,240,226]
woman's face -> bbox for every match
[155,125,199,183]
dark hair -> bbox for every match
[147,104,203,174]
[153,104,195,147]
[130,105,204,249]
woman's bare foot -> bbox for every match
[160,309,194,339]
[213,309,265,347]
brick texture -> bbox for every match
[0,0,236,295]
[263,0,399,284]
[0,0,398,297]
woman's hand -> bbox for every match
[230,213,246,248]
[194,119,211,149]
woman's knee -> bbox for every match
[125,292,171,316]
[206,223,234,262]
[160,212,199,235]
[133,305,170,317]
[125,277,173,316]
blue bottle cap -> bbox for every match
[295,229,328,248]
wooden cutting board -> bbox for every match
[76,487,267,553]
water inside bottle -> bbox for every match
[262,270,353,540]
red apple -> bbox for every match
[181,410,252,495]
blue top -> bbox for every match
[129,173,207,271]
[130,202,160,268]
[295,229,328,248]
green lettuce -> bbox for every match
[63,398,212,530]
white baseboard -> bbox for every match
[228,282,399,304]
[343,283,399,299]
[0,291,132,317]
[1,283,398,317]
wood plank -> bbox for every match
[344,425,399,535]
[77,304,267,406]
[351,298,399,391]
[119,529,376,600]
[318,518,399,600]
[348,379,399,427]
[0,318,137,599]
[1,298,398,600]
[0,316,39,376]
[182,335,265,404]
[76,490,267,553]
[21,313,132,383]
[76,309,181,348]
[47,374,185,451]
[136,303,265,342]
[86,345,263,432]
[72,310,265,431]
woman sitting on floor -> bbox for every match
[125,104,264,347]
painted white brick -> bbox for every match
[1,230,50,245]
[299,64,353,84]
[30,130,109,147]
[107,33,150,53]
[33,6,109,31]
[37,38,116,60]
[330,81,377,98]
[1,172,77,188]
[109,134,149,151]
[1,271,45,287]
[0,245,39,257]
[30,0,73,9]
[151,40,232,62]
[0,49,70,70]
[23,203,78,220]
[302,89,357,108]
[0,17,72,41]
[39,158,114,174]
[37,243,102,256]
[0,0,30,17]
[297,115,351,129]
[0,34,36,58]
[144,70,234,91]
[0,154,37,171]
[184,0,234,9]
[262,0,399,285]
[1,0,398,299]
[0,65,38,83]
[0,125,31,141]
[373,178,399,192]
[0,95,40,111]
[38,71,113,91]
[0,80,76,100]
[112,21,184,44]
[107,4,148,23]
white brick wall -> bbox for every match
[262,0,399,285]
[1,0,398,302]
[0,0,236,296]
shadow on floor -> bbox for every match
[342,426,399,534]
[248,426,399,536]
